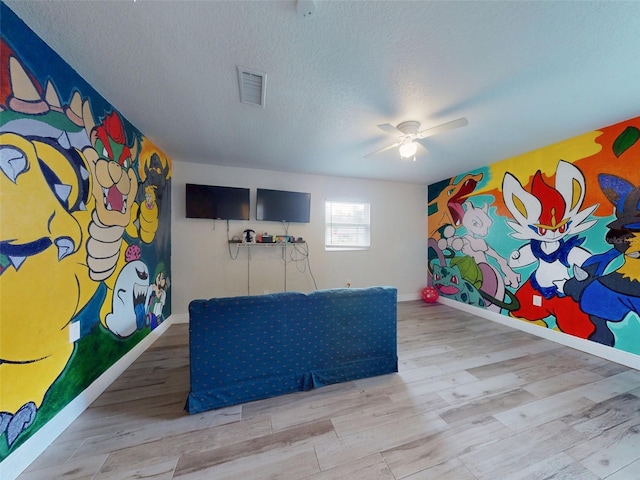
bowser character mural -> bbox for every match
[0,46,169,451]
[502,160,598,337]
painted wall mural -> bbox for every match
[0,5,172,460]
[428,115,640,357]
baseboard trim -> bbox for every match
[437,297,640,371]
[171,313,189,323]
[0,315,177,480]
[398,293,420,302]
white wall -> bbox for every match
[171,160,428,313]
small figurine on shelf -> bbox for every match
[243,229,255,243]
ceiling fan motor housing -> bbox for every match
[396,120,420,136]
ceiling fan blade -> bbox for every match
[414,138,429,152]
[416,117,468,139]
[363,141,401,158]
[377,123,402,134]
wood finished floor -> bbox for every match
[18,302,640,480]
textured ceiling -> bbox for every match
[5,0,640,184]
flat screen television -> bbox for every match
[256,188,311,223]
[185,183,250,220]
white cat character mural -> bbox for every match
[502,160,598,337]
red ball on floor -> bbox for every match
[421,286,439,303]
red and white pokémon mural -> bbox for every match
[428,116,640,358]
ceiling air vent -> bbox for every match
[237,66,266,107]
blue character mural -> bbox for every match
[565,173,640,346]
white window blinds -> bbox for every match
[325,201,370,250]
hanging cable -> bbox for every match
[227,219,240,260]
[290,242,318,290]
[281,220,290,237]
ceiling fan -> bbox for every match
[364,117,468,161]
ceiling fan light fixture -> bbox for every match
[399,141,417,159]
[365,117,466,161]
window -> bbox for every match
[325,201,370,250]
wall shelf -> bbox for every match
[228,242,306,294]
[231,242,306,247]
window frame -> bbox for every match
[324,200,371,251]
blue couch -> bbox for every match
[185,286,398,414]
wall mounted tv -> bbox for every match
[256,188,311,223]
[185,183,250,220]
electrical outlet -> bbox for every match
[264,290,269,294]
[69,321,80,343]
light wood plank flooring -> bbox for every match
[18,302,640,479]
